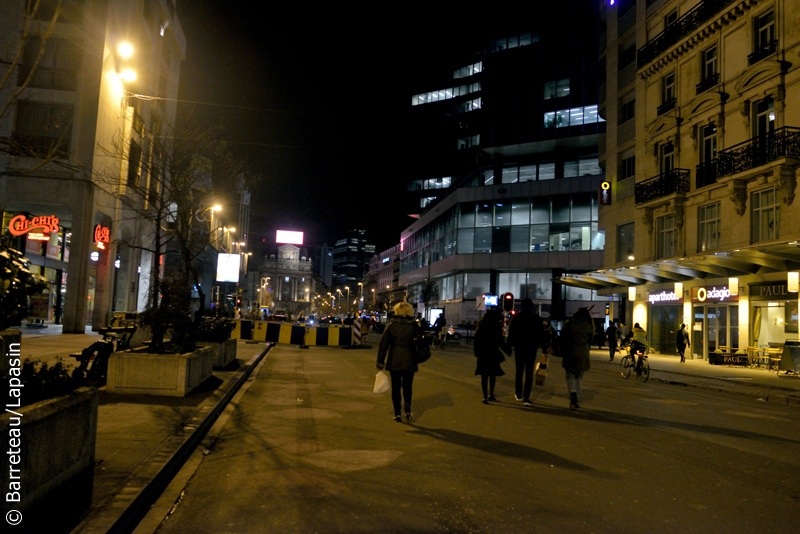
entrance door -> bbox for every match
[696,305,738,359]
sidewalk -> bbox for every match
[587,346,800,407]
[12,332,800,532]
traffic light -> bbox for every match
[502,293,514,313]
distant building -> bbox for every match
[332,229,375,292]
[400,1,607,326]
[256,244,315,318]
[364,244,403,314]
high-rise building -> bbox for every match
[332,229,375,294]
[0,0,185,332]
[399,1,607,326]
[572,0,800,359]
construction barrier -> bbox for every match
[231,320,352,346]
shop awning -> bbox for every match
[557,241,800,294]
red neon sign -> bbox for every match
[94,225,110,249]
[8,214,60,241]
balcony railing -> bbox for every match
[695,160,719,188]
[657,98,676,116]
[696,73,720,95]
[716,127,800,178]
[637,0,736,69]
[748,40,779,66]
[635,168,690,204]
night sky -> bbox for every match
[175,4,521,252]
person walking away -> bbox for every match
[507,298,545,406]
[606,321,619,362]
[676,323,690,363]
[631,323,648,372]
[474,309,506,404]
[561,308,594,410]
[377,302,419,422]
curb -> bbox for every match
[71,343,273,534]
[593,360,800,407]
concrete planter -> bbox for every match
[0,387,98,532]
[197,338,237,369]
[106,345,214,397]
[1,328,21,374]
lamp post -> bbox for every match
[345,286,351,316]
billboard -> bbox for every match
[276,230,304,245]
[216,253,241,283]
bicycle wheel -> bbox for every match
[620,355,632,379]
[638,358,650,383]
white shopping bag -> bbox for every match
[373,370,390,394]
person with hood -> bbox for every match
[507,298,546,406]
[561,308,594,410]
[676,323,690,363]
[377,301,419,422]
[474,308,506,404]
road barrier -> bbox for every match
[231,320,352,346]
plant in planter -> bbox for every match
[196,316,235,342]
[0,235,48,332]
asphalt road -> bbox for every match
[152,341,800,534]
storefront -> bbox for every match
[749,281,799,350]
[647,289,683,355]
[3,211,70,324]
[689,285,739,360]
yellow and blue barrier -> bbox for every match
[232,320,352,346]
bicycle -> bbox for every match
[431,329,447,350]
[620,343,650,382]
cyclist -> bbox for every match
[631,323,648,373]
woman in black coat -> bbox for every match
[377,301,419,422]
[474,309,506,404]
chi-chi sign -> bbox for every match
[8,214,60,241]
[95,225,111,249]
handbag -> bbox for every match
[414,327,432,364]
[373,370,390,394]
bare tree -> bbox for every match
[95,110,252,351]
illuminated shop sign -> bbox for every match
[600,181,611,205]
[647,290,682,305]
[8,214,59,241]
[691,286,738,303]
[749,282,792,301]
[94,225,110,250]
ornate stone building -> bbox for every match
[257,244,315,318]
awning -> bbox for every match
[557,241,800,294]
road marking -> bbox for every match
[723,411,791,421]
[640,398,697,406]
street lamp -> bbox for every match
[345,286,351,316]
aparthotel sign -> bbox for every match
[647,290,682,305]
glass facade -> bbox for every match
[400,193,604,276]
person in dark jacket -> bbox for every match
[377,301,419,422]
[676,323,690,363]
[606,321,619,362]
[562,308,594,410]
[474,309,506,404]
[507,298,546,406]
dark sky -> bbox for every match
[175,4,517,252]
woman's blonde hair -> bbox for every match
[393,301,414,317]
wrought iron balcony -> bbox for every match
[696,73,719,95]
[748,40,779,66]
[635,169,690,205]
[695,160,718,189]
[637,0,736,69]
[657,98,676,116]
[716,127,800,178]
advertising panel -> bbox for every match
[216,253,241,282]
[276,230,304,245]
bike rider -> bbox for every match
[631,323,648,372]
